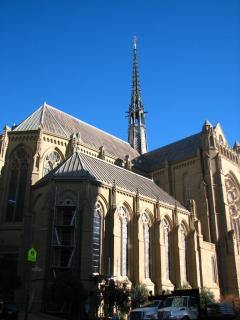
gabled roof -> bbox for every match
[40,151,186,210]
[13,103,139,160]
[134,133,201,173]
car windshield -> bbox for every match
[142,301,160,308]
[165,297,188,308]
[5,303,18,311]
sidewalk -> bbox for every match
[19,312,66,320]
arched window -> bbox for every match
[43,150,62,176]
[219,134,224,145]
[230,206,240,242]
[163,219,170,280]
[183,174,190,205]
[6,148,28,222]
[180,223,188,283]
[119,206,128,277]
[225,175,240,243]
[92,202,102,274]
[142,212,151,279]
[211,255,218,283]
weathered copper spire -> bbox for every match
[128,36,147,154]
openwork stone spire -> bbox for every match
[128,36,147,154]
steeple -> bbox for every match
[128,36,147,154]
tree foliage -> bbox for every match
[115,282,131,316]
[130,283,148,309]
[200,287,215,309]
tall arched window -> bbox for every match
[183,174,190,206]
[142,212,151,279]
[163,219,170,280]
[230,206,240,242]
[119,206,128,277]
[225,174,240,243]
[211,255,218,283]
[6,148,28,222]
[92,202,102,274]
[43,150,62,176]
[180,223,188,283]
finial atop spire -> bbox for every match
[133,35,137,50]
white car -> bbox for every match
[128,300,165,320]
[158,296,198,320]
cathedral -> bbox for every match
[0,38,240,312]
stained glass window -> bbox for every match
[92,202,102,274]
[142,212,151,279]
[163,219,170,280]
[211,255,218,283]
[43,151,61,176]
[119,206,128,277]
[180,223,187,283]
[6,148,28,222]
[225,175,240,243]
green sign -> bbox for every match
[27,247,37,262]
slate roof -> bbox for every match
[40,151,186,210]
[134,133,201,173]
[13,103,139,160]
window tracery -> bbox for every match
[225,175,240,242]
[43,151,62,176]
[119,206,128,277]
[163,218,170,280]
[219,134,224,145]
[211,255,218,283]
[6,147,28,222]
[142,212,151,279]
[92,202,102,274]
[180,223,188,283]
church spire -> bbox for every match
[128,36,147,154]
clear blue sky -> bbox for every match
[0,0,239,150]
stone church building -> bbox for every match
[0,39,239,311]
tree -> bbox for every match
[130,283,148,309]
[115,282,131,318]
[200,287,215,309]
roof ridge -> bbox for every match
[78,151,154,183]
[76,151,87,171]
[77,152,185,209]
[46,105,69,138]
[146,132,201,155]
[40,104,45,126]
[45,103,136,148]
[13,104,45,131]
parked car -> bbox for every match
[158,296,198,320]
[128,300,165,320]
[1,302,18,320]
[206,303,235,319]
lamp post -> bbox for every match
[24,247,37,320]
